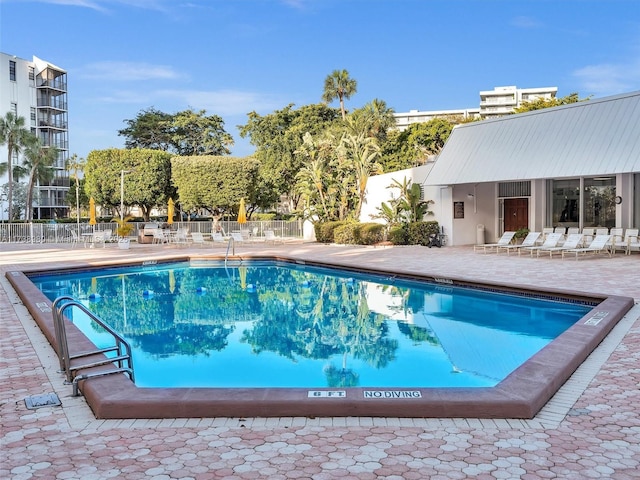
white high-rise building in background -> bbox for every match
[0,53,69,220]
[394,85,558,130]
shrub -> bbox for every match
[407,221,440,246]
[334,223,359,244]
[388,225,408,245]
[359,223,386,245]
[315,221,348,243]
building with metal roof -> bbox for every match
[363,91,640,246]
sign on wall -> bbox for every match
[454,201,465,219]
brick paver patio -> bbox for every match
[1,241,638,479]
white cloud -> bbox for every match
[510,16,543,29]
[155,89,287,116]
[80,61,183,81]
[573,58,640,96]
[8,0,171,13]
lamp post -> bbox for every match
[120,170,131,222]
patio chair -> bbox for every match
[536,233,583,258]
[581,227,596,245]
[566,227,580,235]
[68,228,79,248]
[561,234,612,260]
[212,232,228,245]
[625,229,640,255]
[191,232,208,246]
[609,228,624,254]
[521,233,563,257]
[264,230,283,244]
[473,231,516,253]
[496,231,540,255]
[173,228,189,246]
[152,229,169,244]
[230,232,245,245]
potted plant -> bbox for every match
[113,216,134,249]
[514,228,530,244]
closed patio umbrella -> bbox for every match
[89,197,97,226]
[167,198,175,225]
[238,198,247,224]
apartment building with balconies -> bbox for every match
[0,53,69,220]
[479,85,557,118]
[394,85,558,130]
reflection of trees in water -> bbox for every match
[397,321,439,346]
[242,269,400,382]
[55,264,440,367]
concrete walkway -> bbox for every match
[1,241,638,479]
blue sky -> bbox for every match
[2,0,639,160]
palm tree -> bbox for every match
[338,132,382,219]
[22,139,58,220]
[0,112,33,220]
[66,154,85,236]
[321,69,357,120]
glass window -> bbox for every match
[584,177,616,228]
[9,60,16,81]
[28,66,35,86]
[549,179,580,227]
[10,102,17,115]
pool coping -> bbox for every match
[6,254,634,419]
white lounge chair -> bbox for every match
[212,232,228,244]
[496,232,540,255]
[621,229,639,255]
[581,227,596,245]
[609,228,624,254]
[561,234,612,260]
[230,232,245,245]
[191,232,208,246]
[536,233,583,258]
[521,233,563,257]
[264,230,282,244]
[473,231,516,253]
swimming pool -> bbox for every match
[31,260,592,390]
[7,255,633,419]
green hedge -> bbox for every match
[328,222,386,245]
[407,221,440,246]
[314,221,348,243]
[388,225,408,245]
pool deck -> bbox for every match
[1,241,639,479]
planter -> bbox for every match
[118,238,131,249]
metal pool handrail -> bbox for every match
[52,296,135,396]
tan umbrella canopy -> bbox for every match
[89,197,97,226]
[167,198,175,225]
[238,198,247,224]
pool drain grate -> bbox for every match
[24,393,62,410]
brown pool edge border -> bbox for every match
[6,255,634,419]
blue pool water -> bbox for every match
[32,260,592,389]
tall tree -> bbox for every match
[171,109,234,156]
[0,112,33,220]
[322,69,358,120]
[239,103,341,211]
[119,108,234,155]
[118,107,173,150]
[84,148,174,221]
[22,140,59,220]
[66,154,86,229]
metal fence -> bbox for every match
[0,220,304,244]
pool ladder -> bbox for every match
[52,296,135,396]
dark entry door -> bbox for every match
[504,198,529,232]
